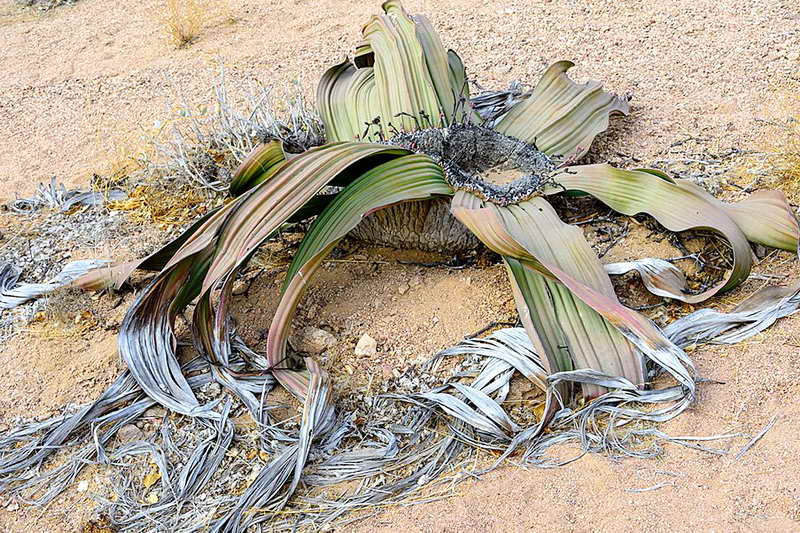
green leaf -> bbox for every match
[265,154,452,385]
[202,142,411,294]
[676,181,799,252]
[317,61,376,142]
[493,61,629,160]
[316,1,471,142]
[229,140,287,197]
[551,163,754,303]
[451,191,696,398]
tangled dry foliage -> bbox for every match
[156,0,235,49]
[762,84,800,200]
[1,2,800,532]
[14,0,77,11]
[95,70,322,228]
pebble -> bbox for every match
[117,424,144,443]
[232,279,249,296]
[77,480,89,492]
[144,406,167,418]
[397,283,410,295]
[354,333,377,356]
[201,382,222,398]
[291,326,337,354]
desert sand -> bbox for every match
[0,0,799,531]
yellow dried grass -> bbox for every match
[107,183,216,229]
[156,0,235,49]
[759,83,800,201]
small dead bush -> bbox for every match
[135,70,324,191]
[758,84,800,200]
[25,287,98,339]
[159,0,203,48]
[15,0,77,11]
[157,0,234,49]
[107,182,218,229]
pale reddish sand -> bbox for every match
[1,0,799,531]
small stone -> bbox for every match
[6,502,18,511]
[432,316,439,324]
[117,424,144,444]
[291,326,337,354]
[397,283,409,295]
[354,333,377,356]
[202,383,222,397]
[232,413,257,430]
[144,406,167,419]
[232,279,249,296]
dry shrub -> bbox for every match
[26,287,98,339]
[758,83,800,200]
[161,0,202,48]
[107,182,218,229]
[157,0,234,49]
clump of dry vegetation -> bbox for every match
[157,0,234,49]
[27,286,98,339]
[89,71,322,227]
[15,0,77,11]
[763,85,800,200]
[159,0,203,48]
[107,182,218,229]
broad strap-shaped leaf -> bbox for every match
[551,164,754,303]
[414,15,474,123]
[676,180,799,252]
[605,258,692,301]
[493,61,629,160]
[188,145,440,400]
[317,61,377,142]
[201,142,410,293]
[450,193,642,396]
[316,1,472,142]
[118,249,216,418]
[229,140,287,197]
[186,143,415,404]
[363,1,448,134]
[264,154,452,385]
[451,191,696,398]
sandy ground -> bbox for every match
[1,0,800,531]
